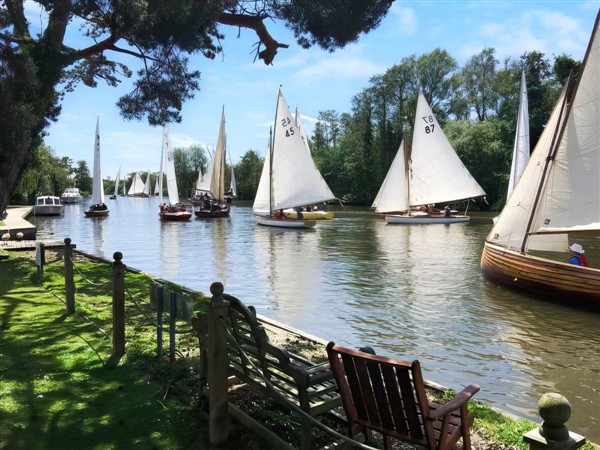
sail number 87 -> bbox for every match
[421,115,435,134]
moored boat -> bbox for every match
[34,196,64,216]
[60,187,83,204]
[481,11,600,305]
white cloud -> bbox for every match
[388,3,418,36]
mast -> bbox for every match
[268,126,273,215]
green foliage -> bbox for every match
[445,119,512,208]
[234,150,264,200]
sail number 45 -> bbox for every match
[421,115,435,134]
[281,116,296,137]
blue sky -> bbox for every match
[39,1,599,179]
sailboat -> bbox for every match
[110,166,121,199]
[253,89,336,228]
[158,125,191,221]
[127,172,145,197]
[373,90,486,224]
[281,108,335,220]
[226,153,237,201]
[194,107,231,218]
[142,173,152,197]
[84,117,109,217]
[481,11,600,303]
[507,70,530,199]
[153,175,160,196]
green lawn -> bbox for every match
[0,253,255,450]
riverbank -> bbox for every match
[1,250,597,449]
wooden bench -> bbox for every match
[195,282,341,449]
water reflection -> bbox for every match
[29,201,600,441]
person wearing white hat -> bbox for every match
[568,243,588,266]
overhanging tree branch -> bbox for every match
[217,12,288,65]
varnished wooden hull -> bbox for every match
[481,242,600,302]
[159,211,192,221]
[385,214,469,224]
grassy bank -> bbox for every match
[1,251,597,450]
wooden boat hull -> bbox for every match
[385,214,470,224]
[283,209,334,220]
[481,242,600,302]
[84,210,109,217]
[159,211,192,221]
[255,215,316,228]
[195,208,230,218]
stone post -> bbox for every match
[64,238,75,314]
[523,393,586,450]
[112,252,126,358]
[207,282,229,444]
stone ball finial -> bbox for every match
[210,282,224,296]
[64,238,71,245]
[113,252,123,262]
[538,393,571,441]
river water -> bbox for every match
[31,197,600,441]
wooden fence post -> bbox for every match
[156,285,164,359]
[112,252,126,358]
[63,238,75,314]
[169,291,177,364]
[208,282,229,444]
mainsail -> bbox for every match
[128,172,144,196]
[163,125,180,205]
[372,91,485,214]
[507,70,530,199]
[90,117,105,205]
[488,11,600,251]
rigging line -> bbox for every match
[124,285,195,335]
[70,254,112,287]
[218,316,378,450]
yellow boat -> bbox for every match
[283,209,334,220]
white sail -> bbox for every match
[372,91,485,214]
[269,89,336,211]
[196,149,214,192]
[372,140,410,213]
[142,173,151,197]
[208,107,226,201]
[128,172,144,196]
[90,117,105,205]
[113,166,121,197]
[533,18,600,235]
[410,91,486,206]
[507,70,530,199]
[295,107,311,153]
[163,125,180,205]
[229,153,237,198]
[253,138,273,216]
[154,176,160,196]
[488,86,569,252]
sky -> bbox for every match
[37,1,599,180]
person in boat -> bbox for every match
[444,206,451,217]
[568,243,588,267]
[295,207,304,220]
[273,209,284,220]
